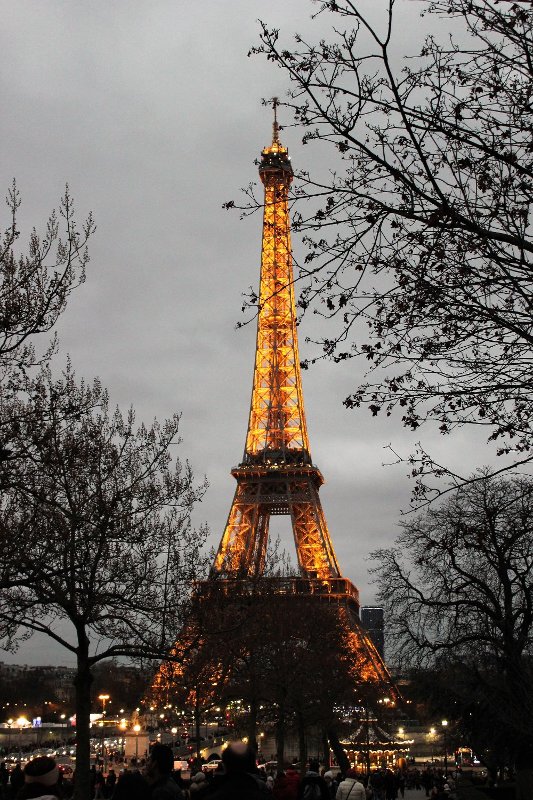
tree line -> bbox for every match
[0,661,152,717]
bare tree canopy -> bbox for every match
[0,368,206,657]
[0,368,207,800]
[372,472,533,763]
[0,182,94,472]
[0,182,94,383]
[246,1,533,494]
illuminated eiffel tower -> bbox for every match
[151,102,396,717]
[212,102,342,585]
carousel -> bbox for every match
[341,721,414,772]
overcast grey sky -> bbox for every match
[1,0,500,665]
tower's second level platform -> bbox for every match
[194,574,360,615]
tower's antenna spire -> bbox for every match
[272,96,279,144]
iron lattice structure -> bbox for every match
[151,108,397,707]
[213,115,341,582]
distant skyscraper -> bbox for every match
[360,607,385,658]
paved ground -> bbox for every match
[404,790,427,800]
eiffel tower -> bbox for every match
[212,102,342,585]
[210,103,383,624]
[151,102,396,722]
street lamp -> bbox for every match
[133,724,141,762]
[429,727,436,762]
[98,695,110,770]
[442,720,448,776]
[98,694,110,716]
[16,717,29,760]
[7,718,13,753]
[119,719,127,760]
[397,728,404,762]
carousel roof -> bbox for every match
[342,723,414,748]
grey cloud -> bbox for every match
[1,0,496,664]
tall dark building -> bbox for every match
[360,606,385,659]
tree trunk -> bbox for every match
[297,711,307,772]
[275,708,286,768]
[515,742,533,800]
[327,728,349,774]
[247,696,258,752]
[194,694,201,761]
[73,643,93,800]
[322,731,330,769]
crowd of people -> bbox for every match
[0,743,458,800]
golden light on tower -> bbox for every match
[213,99,341,581]
[244,103,309,458]
[149,100,399,709]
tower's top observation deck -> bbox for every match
[259,98,293,182]
[259,141,293,180]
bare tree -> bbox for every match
[0,182,94,465]
[0,368,207,800]
[405,665,516,781]
[0,182,93,382]
[371,472,533,775]
[243,0,533,498]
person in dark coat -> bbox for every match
[16,757,61,800]
[189,772,210,800]
[10,764,25,797]
[145,744,183,800]
[112,771,151,800]
[298,760,329,800]
[206,742,270,800]
[0,763,9,789]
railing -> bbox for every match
[194,575,360,611]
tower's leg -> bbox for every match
[253,512,270,575]
[289,478,341,579]
[214,481,271,575]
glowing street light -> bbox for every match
[133,723,141,761]
[428,727,437,761]
[6,718,13,752]
[119,719,127,759]
[442,720,449,776]
[98,694,110,715]
[98,695,110,769]
[16,717,29,760]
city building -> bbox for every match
[360,607,385,658]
